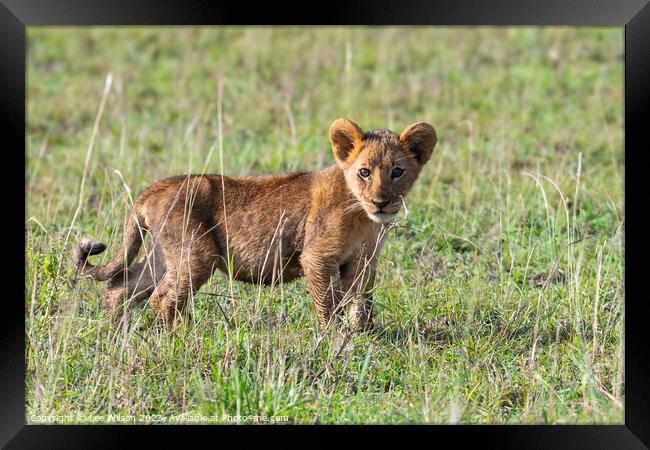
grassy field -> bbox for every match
[25,27,624,424]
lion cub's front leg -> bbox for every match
[300,251,343,331]
[340,254,377,332]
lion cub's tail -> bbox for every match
[75,212,145,281]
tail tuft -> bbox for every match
[76,237,107,271]
[75,212,144,281]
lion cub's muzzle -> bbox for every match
[370,197,399,214]
[363,197,401,223]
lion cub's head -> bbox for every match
[329,118,437,224]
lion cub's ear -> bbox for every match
[329,118,364,167]
[399,122,437,166]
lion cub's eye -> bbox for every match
[391,167,405,179]
[358,168,371,178]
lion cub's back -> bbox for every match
[134,175,221,231]
[134,172,314,282]
[220,171,314,281]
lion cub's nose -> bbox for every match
[372,199,391,210]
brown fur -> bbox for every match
[75,119,437,331]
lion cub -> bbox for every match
[76,119,437,331]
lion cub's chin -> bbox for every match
[367,212,398,224]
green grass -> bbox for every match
[25,27,624,424]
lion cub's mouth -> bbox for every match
[367,211,397,223]
[358,199,400,223]
[366,205,400,223]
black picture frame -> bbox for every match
[6,0,649,447]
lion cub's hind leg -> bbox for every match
[104,242,165,323]
[149,233,219,328]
